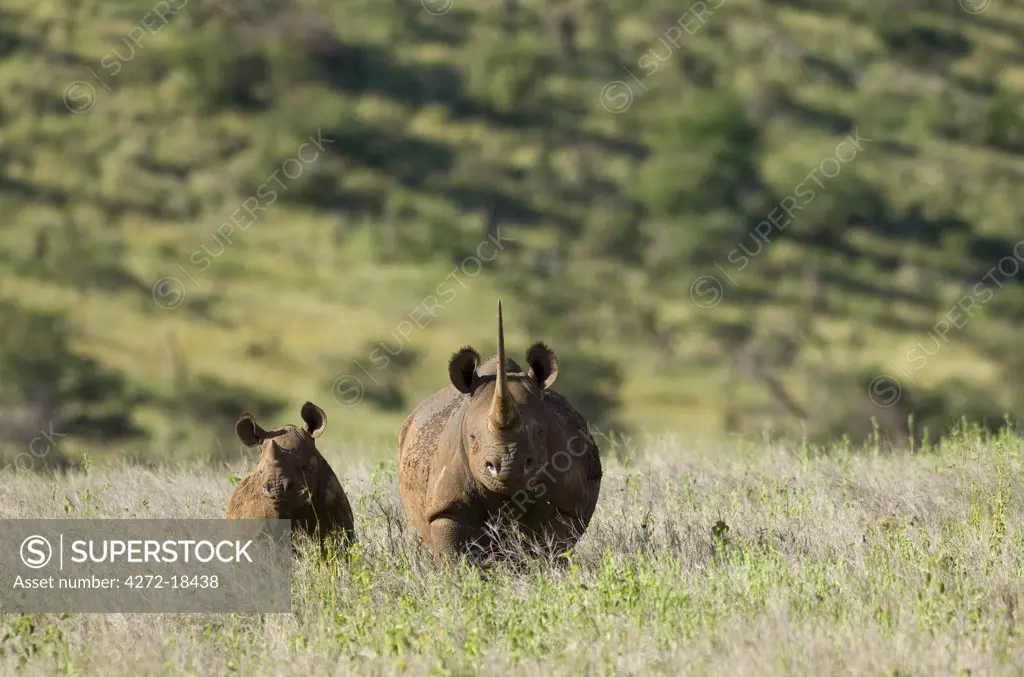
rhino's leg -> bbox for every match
[430,515,481,556]
[548,509,588,553]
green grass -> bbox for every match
[1,429,1022,675]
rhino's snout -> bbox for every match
[483,450,537,483]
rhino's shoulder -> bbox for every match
[542,389,591,435]
[226,475,279,519]
[403,386,468,486]
[542,389,602,482]
[412,386,464,430]
[323,473,352,514]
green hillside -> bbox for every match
[2,0,1024,466]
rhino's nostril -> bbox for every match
[281,478,292,494]
[524,457,535,471]
[485,461,499,477]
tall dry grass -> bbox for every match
[1,428,1022,675]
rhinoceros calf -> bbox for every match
[227,402,355,555]
[398,301,602,560]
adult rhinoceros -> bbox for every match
[398,301,602,561]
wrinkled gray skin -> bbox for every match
[398,302,602,561]
[226,402,355,554]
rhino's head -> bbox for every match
[234,402,329,513]
[447,301,559,496]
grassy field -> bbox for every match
[1,428,1022,676]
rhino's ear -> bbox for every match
[526,342,558,389]
[448,346,480,394]
[300,401,327,438]
[235,413,267,447]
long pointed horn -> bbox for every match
[489,300,520,431]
